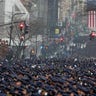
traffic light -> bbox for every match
[20,35,25,41]
[19,22,25,31]
[31,48,35,54]
[24,25,29,34]
[59,37,64,42]
[19,22,29,34]
[89,31,96,40]
[40,45,43,49]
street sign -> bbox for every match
[55,28,60,34]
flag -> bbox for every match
[88,11,96,28]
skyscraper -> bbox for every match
[0,0,6,38]
[47,0,58,36]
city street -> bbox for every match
[0,0,96,96]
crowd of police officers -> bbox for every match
[0,53,96,96]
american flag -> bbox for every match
[88,11,96,28]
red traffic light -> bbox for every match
[59,37,64,42]
[90,32,96,37]
[19,22,25,30]
[89,31,96,40]
[20,35,25,41]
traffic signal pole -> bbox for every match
[9,12,26,46]
[9,11,14,46]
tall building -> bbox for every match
[58,0,86,22]
[58,0,71,22]
[24,0,58,36]
[0,1,4,24]
[0,1,5,32]
[47,0,58,36]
